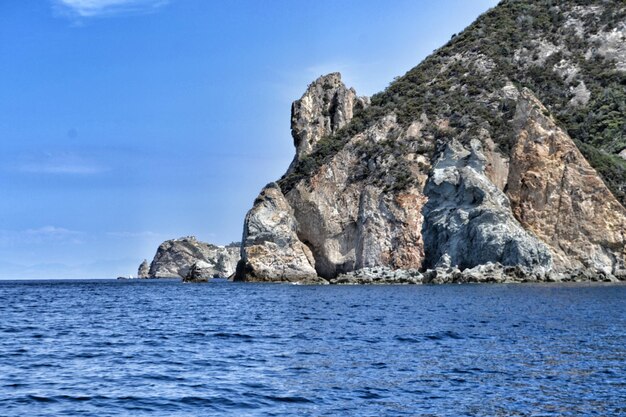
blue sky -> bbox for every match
[0,0,498,278]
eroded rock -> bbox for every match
[182,262,208,283]
[422,138,553,271]
[289,72,369,168]
[507,88,626,275]
[148,236,239,279]
[137,259,150,279]
[234,183,323,283]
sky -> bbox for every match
[0,0,498,279]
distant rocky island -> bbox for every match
[137,236,239,281]
[139,0,626,284]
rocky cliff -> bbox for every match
[236,0,626,283]
[146,236,240,279]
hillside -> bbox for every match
[283,0,626,204]
[235,0,626,283]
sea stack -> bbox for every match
[137,259,150,279]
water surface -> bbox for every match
[1,279,624,416]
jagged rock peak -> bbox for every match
[137,259,149,279]
[289,72,369,165]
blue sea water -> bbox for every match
[0,279,624,416]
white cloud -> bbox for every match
[54,0,169,18]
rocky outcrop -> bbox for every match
[422,138,552,272]
[288,72,369,171]
[182,263,208,283]
[234,183,323,283]
[235,0,626,284]
[333,263,620,285]
[236,78,429,283]
[331,267,423,285]
[137,259,150,279]
[506,88,626,275]
[148,236,239,279]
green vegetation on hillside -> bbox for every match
[281,0,626,205]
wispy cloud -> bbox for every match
[19,164,103,175]
[106,230,161,238]
[0,257,141,279]
[53,0,169,18]
[0,226,84,247]
[15,152,107,175]
[25,226,81,235]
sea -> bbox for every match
[0,279,624,416]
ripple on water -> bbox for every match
[0,280,624,416]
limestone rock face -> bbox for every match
[234,183,322,283]
[506,88,626,275]
[422,138,552,271]
[289,72,369,169]
[148,236,239,279]
[355,185,426,271]
[283,146,428,279]
[137,259,150,279]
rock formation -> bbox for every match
[422,137,552,272]
[147,236,239,279]
[288,72,369,171]
[236,0,626,284]
[507,88,626,275]
[137,259,150,279]
[182,262,209,283]
[332,262,620,285]
[235,183,323,283]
